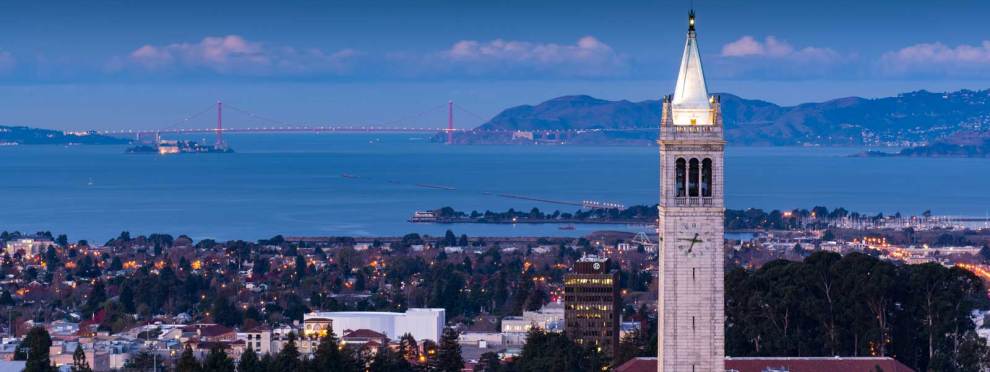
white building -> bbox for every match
[500,302,566,345]
[303,308,445,343]
[4,238,53,258]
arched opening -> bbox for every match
[688,158,700,197]
[675,158,686,197]
[702,158,713,197]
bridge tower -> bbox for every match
[447,100,454,145]
[216,100,225,149]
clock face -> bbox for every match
[593,262,601,270]
[678,232,705,257]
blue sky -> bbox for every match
[2,0,990,130]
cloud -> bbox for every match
[878,41,990,77]
[408,36,628,78]
[721,36,840,62]
[714,36,848,79]
[112,35,361,76]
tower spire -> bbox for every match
[671,9,710,115]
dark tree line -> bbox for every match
[726,251,990,371]
[430,205,890,230]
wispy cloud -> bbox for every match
[107,35,625,80]
[110,35,361,76]
[721,36,839,61]
[878,41,990,77]
[714,36,848,79]
[424,36,628,78]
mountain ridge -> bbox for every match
[460,89,990,146]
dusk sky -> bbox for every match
[2,0,990,130]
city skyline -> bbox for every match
[2,0,990,130]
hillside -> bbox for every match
[456,89,990,146]
[0,126,128,145]
[860,130,990,158]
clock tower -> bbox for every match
[657,10,725,372]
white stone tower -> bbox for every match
[657,10,725,372]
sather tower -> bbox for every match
[657,10,725,372]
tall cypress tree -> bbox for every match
[436,328,464,372]
[202,345,235,372]
[22,326,53,372]
[274,332,301,372]
[176,344,202,372]
[71,344,93,372]
[313,326,357,372]
[237,347,262,372]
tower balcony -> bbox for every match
[659,125,724,142]
[670,197,716,207]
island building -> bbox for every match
[657,10,726,372]
[564,255,619,356]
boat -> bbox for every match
[559,225,576,231]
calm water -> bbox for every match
[1,133,988,242]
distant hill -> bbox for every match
[456,89,990,146]
[859,130,990,158]
[0,126,128,145]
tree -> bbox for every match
[176,344,202,372]
[124,351,166,372]
[84,281,107,315]
[614,331,649,367]
[295,255,307,282]
[399,333,419,362]
[436,327,464,372]
[71,344,93,372]
[237,347,263,372]
[21,326,53,372]
[515,329,604,372]
[202,346,235,372]
[474,352,500,372]
[443,230,457,247]
[312,326,357,372]
[274,332,301,371]
[368,346,410,372]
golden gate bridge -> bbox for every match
[94,100,661,146]
[94,100,645,212]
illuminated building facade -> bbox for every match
[564,255,619,356]
[658,10,726,372]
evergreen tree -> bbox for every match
[368,346,411,372]
[71,344,93,372]
[202,346,235,372]
[258,353,275,372]
[84,281,107,315]
[119,284,136,313]
[21,326,53,372]
[436,327,464,372]
[124,351,165,371]
[312,326,357,372]
[274,332,302,371]
[0,290,14,306]
[176,344,202,372]
[399,333,419,363]
[237,347,263,372]
[515,329,604,372]
[474,352,500,372]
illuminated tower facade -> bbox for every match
[657,10,725,372]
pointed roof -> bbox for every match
[672,11,711,110]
